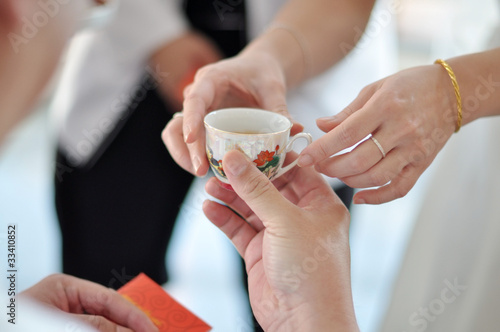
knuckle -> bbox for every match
[161,125,171,143]
[338,123,357,147]
[393,183,410,199]
[359,83,376,96]
[241,172,273,200]
[384,92,407,113]
[343,105,355,116]
[370,170,393,187]
[316,140,332,160]
[265,78,286,95]
[195,63,226,82]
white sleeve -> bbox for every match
[52,0,188,167]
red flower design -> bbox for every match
[275,145,280,152]
[218,160,224,174]
[253,150,275,166]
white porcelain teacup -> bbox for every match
[204,108,312,184]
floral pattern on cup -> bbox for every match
[208,145,285,181]
[207,146,226,178]
[254,145,282,180]
[204,108,312,184]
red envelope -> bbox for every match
[118,273,211,331]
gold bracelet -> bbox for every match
[434,59,463,133]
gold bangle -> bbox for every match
[434,59,463,133]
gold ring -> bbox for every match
[370,136,386,158]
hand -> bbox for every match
[20,274,158,332]
[203,151,357,331]
[298,65,458,204]
[162,52,303,176]
[149,31,222,110]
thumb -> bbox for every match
[223,150,293,225]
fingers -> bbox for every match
[205,177,264,231]
[59,275,158,332]
[222,150,294,227]
[77,314,134,332]
[253,72,304,134]
[298,109,380,168]
[182,95,207,144]
[202,200,257,258]
[314,137,386,178]
[353,164,422,204]
[298,84,380,168]
[181,73,217,175]
[187,138,210,176]
[338,149,405,188]
[162,118,195,175]
[316,83,378,133]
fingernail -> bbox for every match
[225,153,248,177]
[184,124,191,142]
[193,156,201,174]
[354,198,365,204]
[298,154,313,167]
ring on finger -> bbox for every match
[370,135,386,158]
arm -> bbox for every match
[162,0,376,176]
[243,0,375,87]
[203,151,358,331]
[299,47,500,204]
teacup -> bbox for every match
[204,108,312,184]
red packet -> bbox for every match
[118,273,211,331]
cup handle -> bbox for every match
[274,133,313,179]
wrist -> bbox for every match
[270,302,358,332]
[241,26,308,88]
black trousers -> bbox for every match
[55,87,193,288]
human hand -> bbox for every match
[298,65,458,204]
[162,52,303,177]
[20,274,158,332]
[149,31,222,110]
[203,151,357,331]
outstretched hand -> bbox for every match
[298,65,458,204]
[203,151,357,331]
[20,274,158,332]
[162,53,303,177]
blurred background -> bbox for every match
[0,0,498,331]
